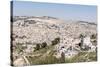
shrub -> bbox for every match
[34,43,41,50]
[60,52,65,63]
[91,34,97,39]
[41,42,47,48]
[55,37,60,43]
[79,33,85,38]
[51,37,60,45]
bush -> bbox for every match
[79,33,85,39]
[55,37,60,41]
[91,34,97,39]
[41,42,47,48]
[60,52,65,63]
[35,43,41,50]
[51,37,60,45]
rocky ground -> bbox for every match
[11,16,97,66]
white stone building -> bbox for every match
[55,35,80,58]
[55,35,96,58]
[81,36,96,51]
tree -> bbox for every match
[55,37,60,43]
[79,34,84,48]
[91,34,96,39]
[51,37,60,45]
[79,33,84,38]
[35,43,40,50]
[60,52,65,63]
[41,42,47,48]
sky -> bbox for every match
[12,1,97,22]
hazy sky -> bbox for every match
[12,1,97,22]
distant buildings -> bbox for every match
[55,35,96,58]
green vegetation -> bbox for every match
[16,42,23,45]
[26,51,97,65]
[15,42,25,53]
[91,34,97,39]
[51,37,60,45]
[26,41,97,65]
[34,37,60,51]
[34,43,41,51]
[28,35,97,65]
[60,52,65,63]
[15,37,97,65]
[26,44,64,65]
[16,45,23,53]
[26,50,64,65]
[65,52,97,63]
[28,55,59,64]
[79,33,85,38]
[33,45,54,55]
[90,34,97,46]
[41,42,47,48]
[34,42,47,51]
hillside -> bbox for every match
[11,16,97,66]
